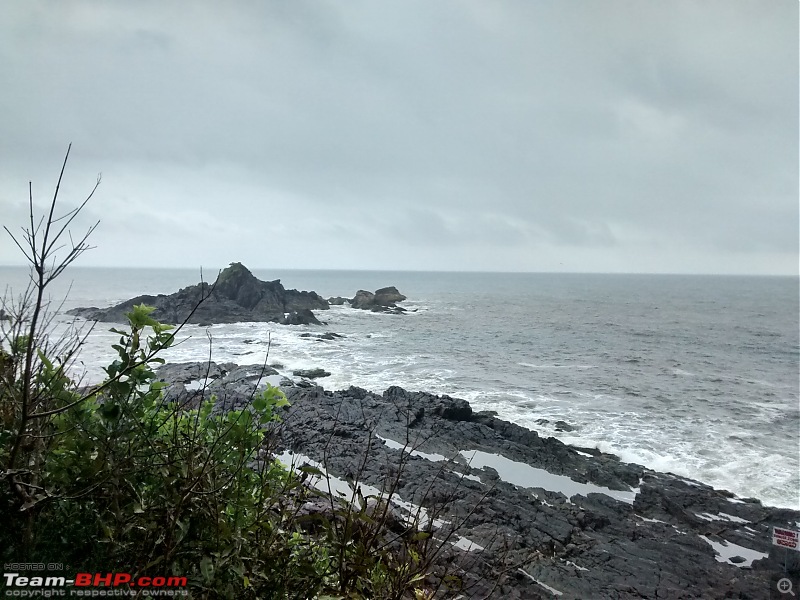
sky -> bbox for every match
[0,1,797,275]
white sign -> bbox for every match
[773,527,800,551]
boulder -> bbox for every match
[350,290,376,310]
[292,368,331,379]
[373,286,406,306]
[349,287,407,312]
[279,309,322,326]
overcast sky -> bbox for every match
[1,1,797,274]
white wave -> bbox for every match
[518,362,598,370]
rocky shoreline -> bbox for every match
[157,361,800,599]
[68,264,800,597]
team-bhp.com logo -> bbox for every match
[3,571,188,596]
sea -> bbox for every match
[1,266,798,509]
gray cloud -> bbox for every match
[0,0,796,274]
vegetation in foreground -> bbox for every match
[0,148,467,599]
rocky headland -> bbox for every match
[157,361,800,599]
[67,262,409,325]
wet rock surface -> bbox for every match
[158,362,800,599]
[291,368,331,379]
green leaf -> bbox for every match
[199,556,214,583]
[298,465,325,477]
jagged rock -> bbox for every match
[67,262,328,325]
[327,296,350,305]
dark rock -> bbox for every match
[154,361,800,599]
[349,287,407,312]
[327,296,350,305]
[350,290,376,310]
[300,332,344,341]
[292,368,331,379]
[373,286,406,306]
[318,332,343,341]
[67,262,328,325]
[279,309,321,326]
[554,420,576,432]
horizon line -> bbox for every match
[0,263,797,278]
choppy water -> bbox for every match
[2,266,798,509]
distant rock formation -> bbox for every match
[67,262,329,326]
[349,286,407,313]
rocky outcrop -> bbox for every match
[291,368,331,379]
[279,309,322,326]
[156,361,800,599]
[67,262,329,325]
[350,286,407,313]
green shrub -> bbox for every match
[1,148,474,599]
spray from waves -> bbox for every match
[431,385,799,510]
[519,411,798,510]
[553,434,800,511]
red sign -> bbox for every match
[773,527,800,551]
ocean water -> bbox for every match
[1,266,798,509]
